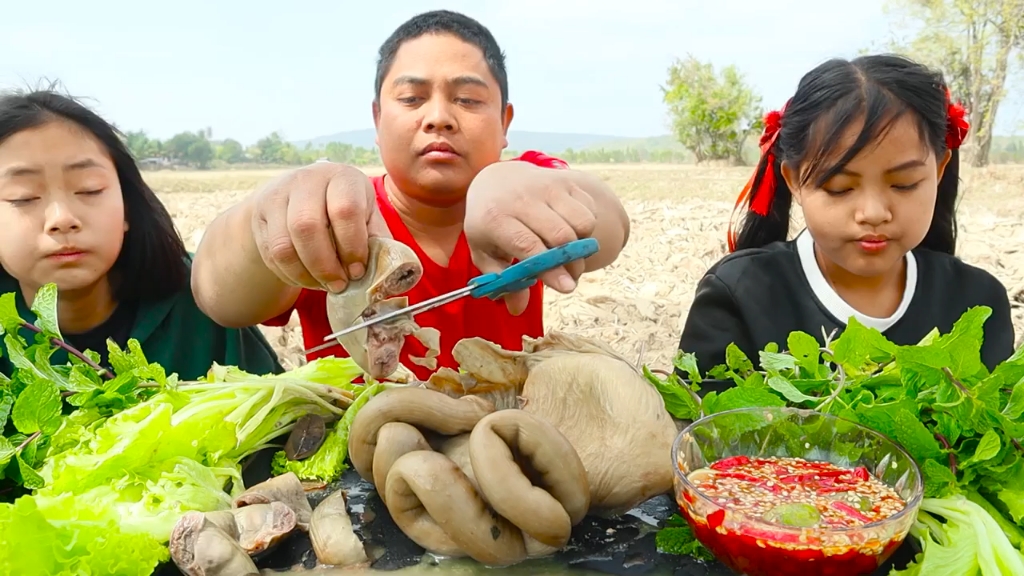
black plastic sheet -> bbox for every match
[154,449,916,576]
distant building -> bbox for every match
[138,157,172,170]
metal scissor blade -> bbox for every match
[303,285,475,355]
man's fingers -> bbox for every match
[486,216,577,294]
[546,188,597,239]
[324,173,378,284]
[470,249,533,315]
[502,207,580,260]
[366,198,393,241]
[258,193,318,288]
[287,185,349,292]
[502,290,531,316]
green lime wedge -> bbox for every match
[764,503,822,527]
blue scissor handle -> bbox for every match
[467,238,600,300]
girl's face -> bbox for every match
[784,114,951,280]
[0,119,127,296]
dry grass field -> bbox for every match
[146,163,1024,371]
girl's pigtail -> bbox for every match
[922,89,969,256]
[727,103,792,252]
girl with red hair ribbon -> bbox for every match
[677,54,1013,376]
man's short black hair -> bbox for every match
[375,10,509,107]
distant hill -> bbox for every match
[292,130,1024,163]
[293,129,678,153]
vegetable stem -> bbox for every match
[20,322,112,379]
[940,367,971,396]
[15,431,40,452]
[815,345,846,412]
[934,432,958,475]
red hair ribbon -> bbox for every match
[726,102,788,252]
[945,88,969,150]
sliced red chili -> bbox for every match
[707,508,726,529]
[714,471,761,482]
[830,500,873,523]
[711,455,751,471]
[852,466,870,481]
[816,485,856,494]
[779,470,852,484]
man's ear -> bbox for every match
[501,102,514,148]
[780,161,802,206]
[372,100,381,147]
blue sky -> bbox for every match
[2,0,1020,145]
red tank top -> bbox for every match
[265,151,566,380]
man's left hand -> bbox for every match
[464,161,598,315]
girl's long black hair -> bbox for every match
[730,54,962,256]
[0,85,190,302]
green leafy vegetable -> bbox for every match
[0,283,170,498]
[647,307,1024,574]
[0,283,385,574]
[655,513,714,561]
[34,357,374,543]
[272,381,384,482]
[0,494,168,576]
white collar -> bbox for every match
[795,229,916,332]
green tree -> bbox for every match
[123,130,163,159]
[661,55,764,165]
[165,131,214,168]
[215,139,245,163]
[249,132,294,164]
[881,0,1024,166]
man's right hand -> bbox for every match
[250,162,391,293]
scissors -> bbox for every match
[303,238,600,356]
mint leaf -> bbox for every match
[11,379,62,435]
[0,292,22,336]
[740,371,765,388]
[921,459,958,498]
[831,317,897,374]
[708,386,785,414]
[963,429,1001,467]
[935,305,990,380]
[1003,377,1024,420]
[644,367,700,421]
[766,374,819,404]
[28,282,61,338]
[0,389,13,430]
[933,412,963,445]
[787,331,822,376]
[760,352,797,373]
[0,436,15,469]
[672,351,702,384]
[725,343,753,375]
[15,453,44,489]
[892,408,944,462]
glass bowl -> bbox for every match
[671,406,923,576]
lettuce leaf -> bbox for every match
[0,495,168,576]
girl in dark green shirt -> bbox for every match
[0,88,282,380]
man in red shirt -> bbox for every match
[191,10,630,380]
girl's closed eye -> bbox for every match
[6,196,37,207]
[892,180,923,192]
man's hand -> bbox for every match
[250,162,391,293]
[464,161,598,315]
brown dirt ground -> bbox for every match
[148,164,1024,372]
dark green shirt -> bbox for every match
[0,263,283,381]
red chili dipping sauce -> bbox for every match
[677,456,909,576]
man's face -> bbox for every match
[374,32,513,207]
